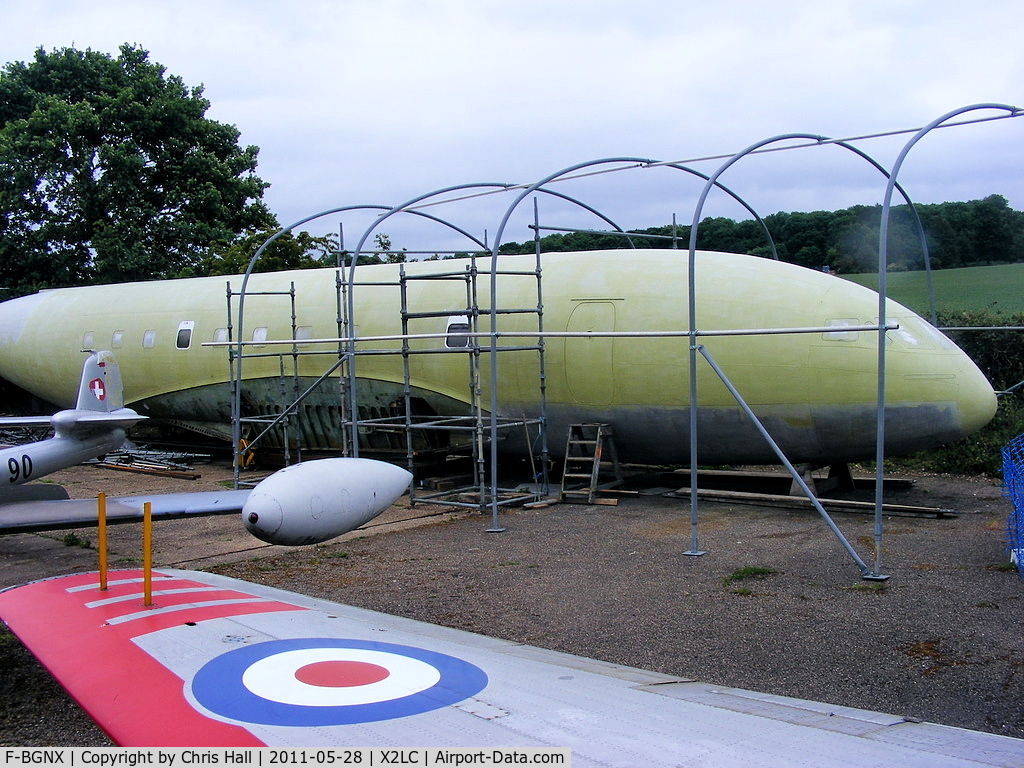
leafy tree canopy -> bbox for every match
[497,195,1024,274]
[179,228,338,277]
[0,44,275,296]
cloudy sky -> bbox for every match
[4,0,1023,253]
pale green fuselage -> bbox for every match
[0,250,997,465]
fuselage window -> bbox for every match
[445,315,471,348]
[176,320,195,350]
[82,332,94,350]
[822,319,860,341]
[296,325,313,341]
[176,319,195,350]
[252,327,268,347]
[111,331,124,348]
[213,328,229,343]
[891,326,921,347]
[143,330,157,349]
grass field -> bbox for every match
[842,263,1024,316]
[840,262,1024,475]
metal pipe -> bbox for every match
[205,322,897,348]
[142,501,153,607]
[683,129,918,573]
[97,493,107,591]
[697,346,872,575]
[873,102,1021,577]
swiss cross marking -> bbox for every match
[89,378,106,401]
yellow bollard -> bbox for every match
[143,501,153,606]
[97,493,108,591]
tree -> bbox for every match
[972,194,1014,264]
[180,228,337,277]
[0,44,275,296]
[373,233,407,264]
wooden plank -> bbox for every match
[671,487,955,517]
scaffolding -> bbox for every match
[226,279,304,474]
[226,265,357,487]
[227,248,550,513]
[386,253,548,514]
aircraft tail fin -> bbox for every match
[75,351,126,413]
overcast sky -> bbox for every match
[4,0,1023,253]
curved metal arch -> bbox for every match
[684,131,915,577]
[524,187,636,247]
[236,200,493,343]
[486,157,658,525]
[529,164,783,259]
[871,102,1023,570]
[679,127,977,575]
[489,158,657,259]
[508,163,782,257]
[232,202,495,471]
[831,143,937,324]
[663,163,779,260]
[679,114,1020,576]
[876,103,1022,319]
[342,182,517,456]
[345,185,510,273]
[232,204,392,472]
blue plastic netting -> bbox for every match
[1001,433,1024,573]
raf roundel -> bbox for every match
[189,638,488,727]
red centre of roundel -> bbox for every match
[294,660,390,688]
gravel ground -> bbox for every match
[0,462,1021,746]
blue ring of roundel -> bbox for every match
[189,637,489,726]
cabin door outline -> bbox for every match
[565,301,616,406]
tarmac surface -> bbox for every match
[0,459,1021,747]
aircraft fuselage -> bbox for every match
[0,250,998,466]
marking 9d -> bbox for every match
[8,455,32,483]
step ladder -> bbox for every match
[560,423,623,503]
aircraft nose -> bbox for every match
[957,357,999,435]
[886,311,999,447]
[242,492,284,543]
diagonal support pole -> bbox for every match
[695,345,885,579]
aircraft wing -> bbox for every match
[0,413,145,429]
[1,569,1022,765]
[0,491,250,533]
[0,416,54,428]
[52,411,147,428]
